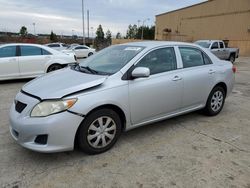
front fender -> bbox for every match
[68,84,131,129]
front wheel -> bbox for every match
[77,109,122,154]
[203,86,226,116]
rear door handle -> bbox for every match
[208,70,216,74]
[172,76,182,81]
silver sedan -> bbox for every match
[9,41,235,154]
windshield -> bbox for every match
[195,41,211,48]
[79,45,144,75]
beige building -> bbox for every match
[155,0,250,56]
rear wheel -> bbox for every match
[229,54,235,63]
[204,86,226,116]
[47,64,62,72]
[77,109,122,154]
[88,52,93,57]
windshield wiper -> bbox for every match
[73,64,110,75]
[79,66,99,74]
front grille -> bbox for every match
[15,101,27,113]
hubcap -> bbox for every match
[211,91,223,112]
[87,116,116,149]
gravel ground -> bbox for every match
[0,57,250,188]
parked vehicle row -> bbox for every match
[46,43,96,59]
[62,45,95,58]
[0,43,76,80]
[45,43,69,51]
[9,41,235,154]
[195,40,239,63]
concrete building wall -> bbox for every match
[155,0,250,56]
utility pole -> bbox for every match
[87,10,90,40]
[91,27,94,45]
[82,0,85,45]
[32,23,36,35]
[137,20,141,28]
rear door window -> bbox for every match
[211,42,219,49]
[48,44,60,48]
[75,46,88,50]
[219,42,224,48]
[20,46,42,56]
[42,49,52,55]
[179,47,205,68]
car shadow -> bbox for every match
[0,78,33,85]
[16,111,205,163]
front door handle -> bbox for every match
[172,76,182,81]
[208,70,216,74]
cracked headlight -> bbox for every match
[31,99,77,117]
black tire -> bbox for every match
[47,64,63,72]
[229,54,235,63]
[88,52,93,57]
[77,108,122,154]
[203,86,226,116]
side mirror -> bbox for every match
[131,67,150,79]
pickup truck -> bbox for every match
[195,40,239,63]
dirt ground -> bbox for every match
[0,57,250,188]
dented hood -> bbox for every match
[22,68,107,99]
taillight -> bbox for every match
[232,66,237,73]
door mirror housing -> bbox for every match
[131,67,150,79]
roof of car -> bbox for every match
[0,43,46,47]
[120,41,198,48]
[196,40,223,43]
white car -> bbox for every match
[62,45,95,58]
[46,43,69,51]
[0,43,76,81]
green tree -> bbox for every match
[136,25,155,40]
[50,31,58,42]
[106,30,112,45]
[116,32,122,39]
[96,25,104,39]
[126,24,137,39]
[19,26,28,37]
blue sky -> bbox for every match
[0,0,206,36]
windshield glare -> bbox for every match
[195,41,211,48]
[80,45,144,75]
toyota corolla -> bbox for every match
[9,41,235,154]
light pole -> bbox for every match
[91,27,94,45]
[137,20,141,28]
[32,22,36,35]
[72,29,74,38]
[141,18,150,40]
[82,0,85,45]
